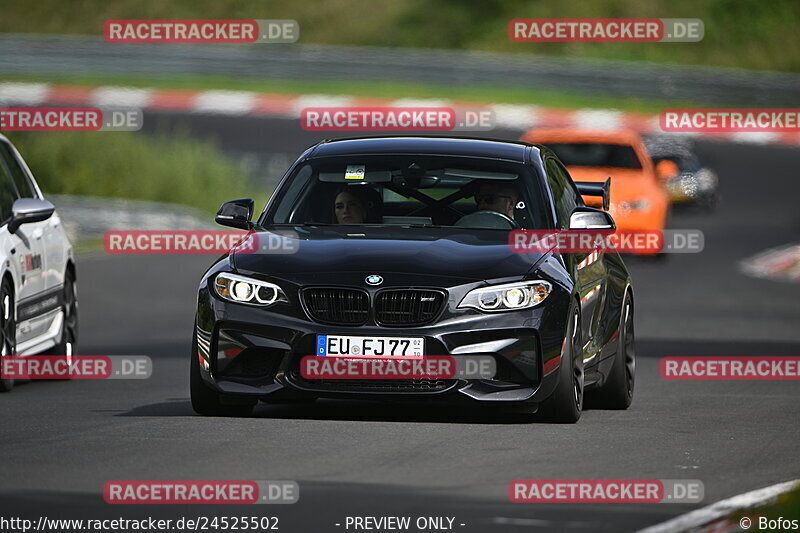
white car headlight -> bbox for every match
[214,273,288,306]
[458,281,551,312]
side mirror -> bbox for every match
[569,207,615,230]
[8,198,55,234]
[215,198,254,230]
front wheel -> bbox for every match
[0,279,16,392]
[536,306,583,423]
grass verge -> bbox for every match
[5,129,252,214]
[1,0,798,72]
[723,484,800,530]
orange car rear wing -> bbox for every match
[575,178,611,211]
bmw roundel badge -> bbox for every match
[366,274,383,286]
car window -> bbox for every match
[272,164,313,223]
[0,160,20,225]
[545,158,579,229]
[545,143,642,169]
[265,155,550,230]
[0,142,35,198]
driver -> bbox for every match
[474,182,518,220]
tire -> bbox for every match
[190,326,254,417]
[589,293,635,409]
[0,279,16,392]
[49,271,78,358]
[537,306,583,423]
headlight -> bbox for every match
[214,273,288,306]
[458,281,551,312]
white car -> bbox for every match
[0,134,77,392]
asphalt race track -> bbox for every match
[2,114,800,532]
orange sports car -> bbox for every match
[520,128,670,234]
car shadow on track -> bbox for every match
[257,400,546,424]
[116,398,552,424]
[114,338,800,423]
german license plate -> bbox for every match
[316,335,423,357]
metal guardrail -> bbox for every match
[2,33,800,105]
[48,195,214,242]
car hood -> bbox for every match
[232,226,545,285]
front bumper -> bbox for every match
[195,278,571,405]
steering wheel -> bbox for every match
[454,210,519,229]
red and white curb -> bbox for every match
[2,82,800,145]
[637,479,800,533]
[740,243,800,282]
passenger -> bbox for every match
[333,186,382,224]
[474,182,518,219]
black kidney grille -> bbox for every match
[376,290,445,326]
[303,288,369,325]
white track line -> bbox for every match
[192,90,258,115]
[637,479,800,533]
[491,104,540,130]
[574,108,623,130]
[0,82,51,105]
[92,86,153,108]
[739,243,800,282]
[291,94,356,117]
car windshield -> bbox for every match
[546,143,643,169]
[263,154,549,230]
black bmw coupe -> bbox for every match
[191,136,635,423]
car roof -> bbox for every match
[308,136,535,163]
